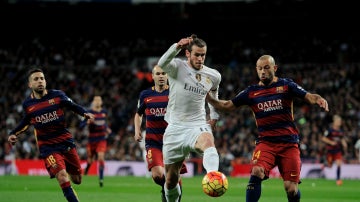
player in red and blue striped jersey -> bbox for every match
[321,114,347,186]
[8,68,94,202]
[206,55,329,202]
[80,95,111,187]
[134,65,187,202]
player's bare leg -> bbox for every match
[164,161,183,202]
[98,151,105,187]
[57,169,80,202]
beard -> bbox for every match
[262,78,272,85]
[261,75,273,86]
[190,60,202,70]
[34,88,45,95]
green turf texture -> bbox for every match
[1,175,358,202]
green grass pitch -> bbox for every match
[1,175,359,202]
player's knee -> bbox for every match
[284,183,297,195]
[165,174,180,189]
[98,154,105,162]
[286,189,297,198]
[251,166,265,178]
[70,175,82,185]
[204,134,215,146]
[196,133,215,149]
[151,166,164,179]
[153,175,165,186]
[56,170,70,184]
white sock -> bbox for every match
[203,147,219,173]
[164,183,181,202]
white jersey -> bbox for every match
[158,43,221,126]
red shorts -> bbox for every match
[326,152,342,165]
[251,142,301,182]
[146,148,187,174]
[87,140,107,158]
[44,147,82,178]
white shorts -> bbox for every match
[163,123,213,164]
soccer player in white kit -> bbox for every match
[157,34,221,202]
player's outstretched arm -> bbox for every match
[84,112,95,121]
[206,93,236,112]
[304,93,329,111]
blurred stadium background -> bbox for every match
[1,0,360,179]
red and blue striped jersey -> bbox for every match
[86,109,109,143]
[324,128,345,153]
[231,78,307,143]
[10,89,89,158]
[136,86,169,150]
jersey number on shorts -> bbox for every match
[252,150,261,160]
[46,155,57,167]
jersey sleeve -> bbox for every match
[9,102,31,136]
[136,90,147,115]
[231,88,251,107]
[157,43,181,78]
[288,79,307,98]
[59,90,88,116]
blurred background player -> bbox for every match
[134,65,187,202]
[8,68,94,202]
[355,135,360,163]
[321,114,347,186]
[80,95,112,187]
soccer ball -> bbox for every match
[202,171,228,197]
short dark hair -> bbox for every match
[186,34,207,52]
[27,68,43,81]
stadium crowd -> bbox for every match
[1,0,360,176]
[0,35,360,176]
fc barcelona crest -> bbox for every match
[276,86,284,93]
[48,99,55,105]
[196,73,201,82]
